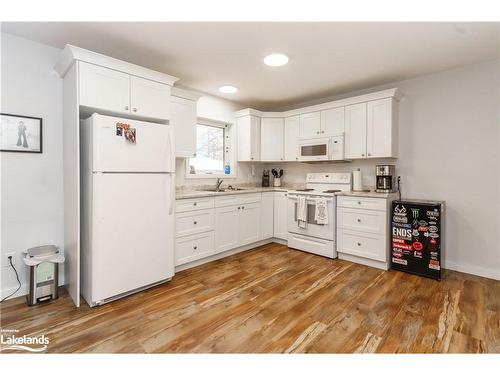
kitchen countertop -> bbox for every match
[175,186,398,200]
[336,190,399,199]
[175,186,290,200]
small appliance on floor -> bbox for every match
[391,199,445,280]
[24,245,65,306]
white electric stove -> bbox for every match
[287,172,352,258]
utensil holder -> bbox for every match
[274,177,281,187]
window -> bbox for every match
[188,121,232,177]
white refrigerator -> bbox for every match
[80,113,175,307]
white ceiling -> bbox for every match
[2,22,499,110]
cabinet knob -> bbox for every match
[124,105,129,110]
[361,154,365,157]
[296,157,298,160]
[316,131,319,134]
[251,157,254,160]
[242,206,245,210]
[367,153,371,156]
[193,153,197,157]
[238,207,241,210]
[357,242,362,246]
[132,108,138,112]
[193,202,197,206]
[357,218,361,222]
[281,158,283,160]
[357,201,361,205]
[193,221,197,225]
[321,130,324,133]
[193,245,197,250]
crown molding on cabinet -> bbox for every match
[54,44,179,86]
[235,88,402,118]
[171,86,203,101]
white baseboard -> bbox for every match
[444,261,500,281]
[175,238,279,272]
[1,284,29,301]
[338,253,389,270]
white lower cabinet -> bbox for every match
[336,196,391,268]
[238,202,261,245]
[260,192,274,240]
[214,205,239,253]
[273,191,288,240]
[175,232,215,266]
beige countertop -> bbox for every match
[175,186,290,200]
[175,186,398,200]
[336,190,399,199]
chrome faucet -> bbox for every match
[215,178,224,192]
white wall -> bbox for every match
[265,60,500,280]
[1,33,64,299]
[175,93,260,188]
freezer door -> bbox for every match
[91,173,175,303]
[91,113,174,172]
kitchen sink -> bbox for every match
[200,187,248,192]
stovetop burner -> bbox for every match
[323,189,341,193]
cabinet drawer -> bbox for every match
[215,193,262,208]
[238,193,262,205]
[175,209,214,237]
[337,207,386,234]
[337,196,386,211]
[175,197,215,213]
[175,231,214,266]
[337,229,386,262]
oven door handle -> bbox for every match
[288,195,334,203]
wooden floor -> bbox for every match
[1,243,499,353]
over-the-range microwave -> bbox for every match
[298,134,346,162]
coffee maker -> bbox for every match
[376,165,396,193]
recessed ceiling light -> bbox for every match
[219,85,238,94]
[264,53,289,67]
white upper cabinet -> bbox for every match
[299,111,321,138]
[130,76,171,120]
[78,62,171,121]
[321,107,345,136]
[345,102,368,159]
[260,118,284,161]
[171,95,197,158]
[237,115,261,161]
[79,62,130,115]
[366,98,397,158]
[284,116,300,161]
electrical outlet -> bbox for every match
[4,253,16,268]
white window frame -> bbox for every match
[185,118,237,179]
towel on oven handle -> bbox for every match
[314,198,328,225]
[297,195,308,229]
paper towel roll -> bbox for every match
[353,170,363,191]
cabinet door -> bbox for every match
[171,96,197,158]
[261,118,284,161]
[299,112,321,138]
[237,115,260,161]
[215,205,239,254]
[130,76,171,120]
[273,192,288,240]
[238,202,261,246]
[284,116,300,161]
[367,98,395,158]
[79,62,130,115]
[260,192,274,240]
[345,103,367,159]
[321,107,345,136]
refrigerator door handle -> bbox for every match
[168,174,175,215]
[166,129,175,172]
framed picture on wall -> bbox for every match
[0,113,43,153]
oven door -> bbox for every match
[298,138,331,161]
[287,194,335,240]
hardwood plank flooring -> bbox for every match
[1,243,499,353]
